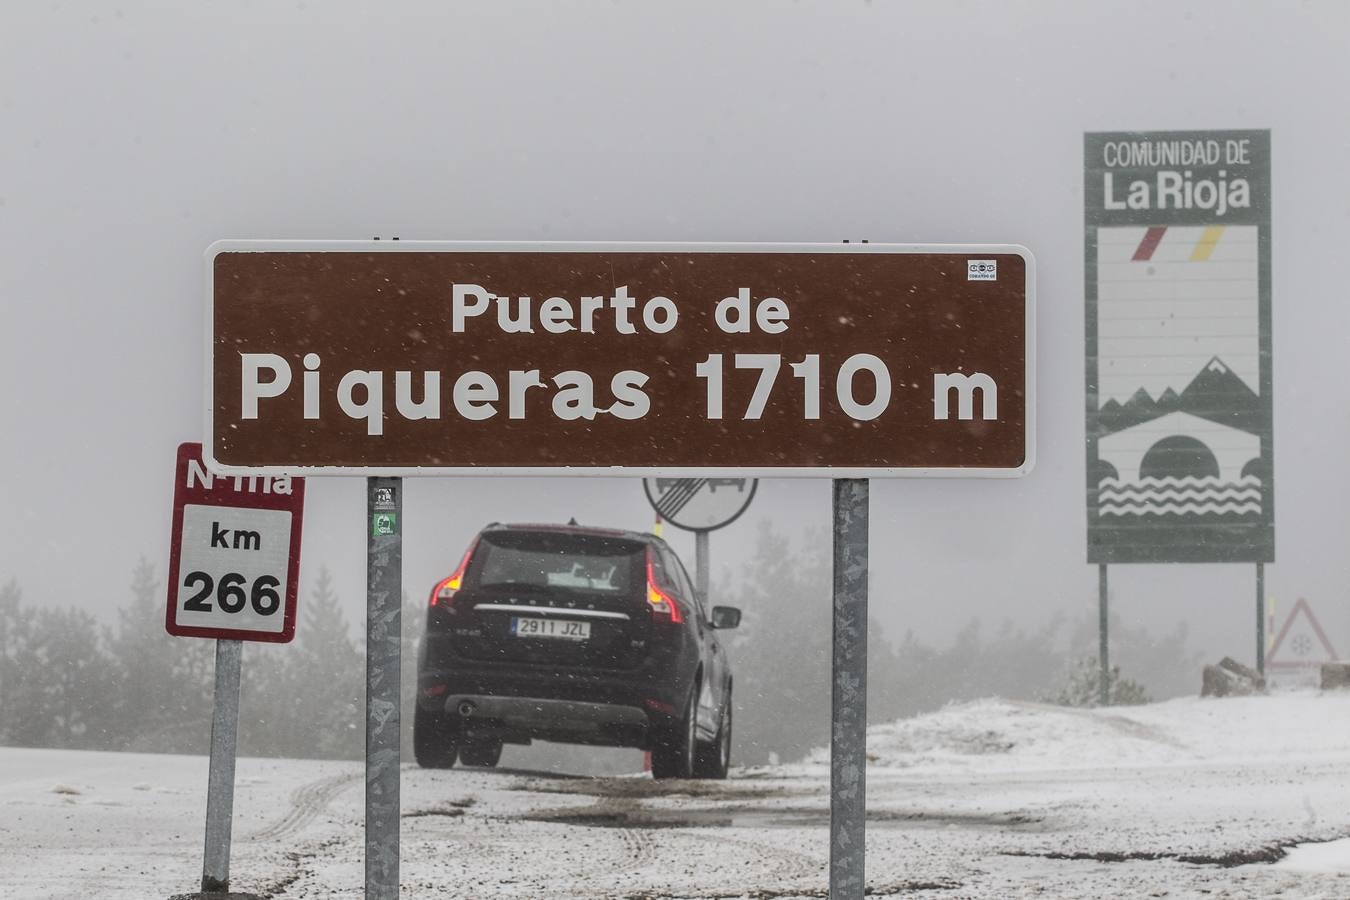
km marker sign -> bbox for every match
[207,241,1034,478]
[166,442,305,643]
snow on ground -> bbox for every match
[2,692,1350,899]
[1279,838,1350,874]
[801,691,1350,773]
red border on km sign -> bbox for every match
[165,442,305,643]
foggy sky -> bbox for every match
[4,1,1350,676]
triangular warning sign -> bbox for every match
[1268,598,1339,669]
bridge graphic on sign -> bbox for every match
[644,478,757,533]
[1095,225,1263,523]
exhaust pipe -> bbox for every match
[457,700,477,718]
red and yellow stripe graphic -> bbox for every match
[1131,226,1167,261]
[1189,226,1225,261]
[1130,226,1228,262]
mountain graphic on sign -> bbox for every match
[1098,357,1260,437]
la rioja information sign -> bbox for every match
[1084,131,1272,563]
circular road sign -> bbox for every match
[643,478,758,533]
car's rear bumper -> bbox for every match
[418,655,690,749]
[444,693,651,746]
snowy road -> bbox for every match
[3,694,1350,899]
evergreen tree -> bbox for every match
[24,607,118,747]
[720,522,833,765]
[238,640,294,757]
[717,522,927,765]
[1068,612,1202,701]
[285,567,363,759]
[874,616,1065,719]
[0,580,41,746]
[239,566,379,761]
[107,559,212,753]
[1045,656,1151,707]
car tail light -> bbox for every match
[645,550,684,624]
[430,539,478,607]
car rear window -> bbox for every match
[470,531,646,593]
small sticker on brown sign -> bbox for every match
[207,242,1034,477]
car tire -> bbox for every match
[694,694,732,780]
[413,707,458,769]
[459,738,503,768]
[651,689,698,780]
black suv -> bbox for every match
[415,523,740,779]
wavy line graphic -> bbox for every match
[1099,488,1262,503]
[1099,501,1262,517]
[1099,476,1261,489]
[1099,486,1261,497]
[1098,473,1264,519]
[1099,481,1261,493]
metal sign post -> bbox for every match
[1098,564,1110,706]
[694,530,710,603]
[1256,563,1265,675]
[830,479,869,899]
[200,639,242,893]
[366,479,402,899]
[165,442,305,900]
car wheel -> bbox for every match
[651,689,698,780]
[459,738,503,768]
[413,707,458,769]
[694,695,732,780]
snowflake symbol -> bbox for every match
[1293,634,1313,657]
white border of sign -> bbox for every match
[204,240,1036,479]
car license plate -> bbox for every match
[510,616,590,641]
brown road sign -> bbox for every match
[206,241,1034,477]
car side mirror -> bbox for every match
[710,606,741,629]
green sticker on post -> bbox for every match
[372,513,397,536]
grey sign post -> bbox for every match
[200,639,243,893]
[1256,562,1266,675]
[1098,565,1109,706]
[366,479,402,899]
[694,531,710,603]
[830,479,869,898]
